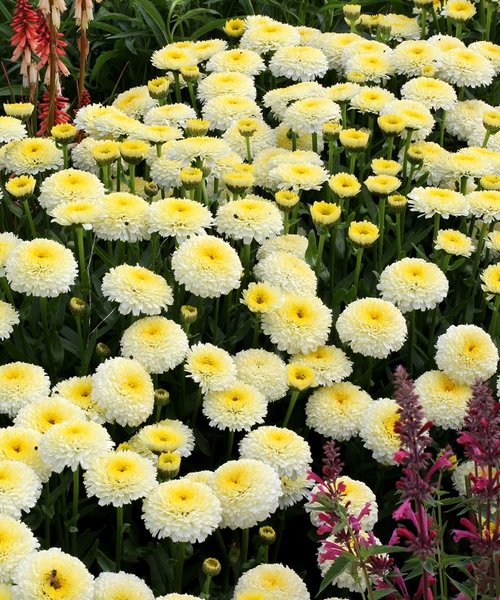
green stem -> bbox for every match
[439,110,447,148]
[241,528,249,567]
[75,226,89,292]
[62,144,70,169]
[116,506,124,571]
[226,430,234,460]
[482,130,492,148]
[40,297,54,375]
[128,163,136,194]
[327,141,335,176]
[43,482,51,548]
[315,232,327,276]
[433,214,441,242]
[348,152,357,174]
[290,130,297,151]
[187,81,199,117]
[283,390,300,427]
[408,310,416,375]
[377,197,386,275]
[385,135,394,160]
[116,158,122,191]
[455,21,462,39]
[420,7,427,38]
[22,199,36,238]
[283,211,290,234]
[471,221,488,279]
[71,467,79,555]
[402,129,413,179]
[245,136,252,163]
[252,314,260,347]
[175,542,185,593]
[311,132,318,154]
[173,71,182,103]
[484,0,494,40]
[353,247,364,295]
[489,295,500,337]
[396,212,403,259]
[341,102,348,128]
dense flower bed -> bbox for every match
[0,2,499,599]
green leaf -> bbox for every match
[317,552,356,595]
[96,549,116,572]
[373,589,397,599]
[133,0,169,46]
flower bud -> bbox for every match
[202,557,221,577]
[157,452,181,480]
[69,297,87,316]
[259,525,276,545]
[224,18,245,38]
[96,342,111,360]
[181,305,198,324]
[5,174,36,199]
[154,388,170,407]
[180,166,203,190]
[51,123,77,143]
[148,77,171,100]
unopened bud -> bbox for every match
[96,342,111,360]
[144,181,159,197]
[202,557,221,577]
[181,305,198,324]
[259,525,276,545]
[69,297,87,316]
[154,388,170,407]
[158,452,181,480]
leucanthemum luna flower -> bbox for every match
[101,264,173,316]
[350,87,396,114]
[38,419,114,472]
[210,458,282,529]
[215,196,283,244]
[435,325,499,385]
[203,381,267,432]
[239,20,301,54]
[239,426,311,478]
[0,426,51,482]
[5,238,77,298]
[171,235,242,298]
[481,263,500,298]
[202,95,261,131]
[0,362,50,417]
[0,233,20,278]
[415,370,472,430]
[84,449,157,506]
[269,162,329,192]
[269,45,329,82]
[359,397,401,465]
[52,376,106,423]
[377,258,449,313]
[205,48,266,76]
[241,282,282,314]
[261,293,332,354]
[197,72,256,103]
[112,85,157,118]
[407,187,469,219]
[234,349,288,402]
[0,116,26,143]
[134,419,195,457]
[12,548,94,600]
[392,41,442,78]
[152,44,198,71]
[144,104,197,128]
[292,345,353,386]
[305,382,372,441]
[92,192,150,242]
[400,77,457,111]
[439,47,495,88]
[143,479,222,543]
[282,97,341,134]
[0,514,39,583]
[0,302,19,342]
[254,251,317,296]
[233,563,310,600]
[120,316,189,374]
[0,459,42,518]
[466,190,500,223]
[256,234,308,261]
[185,343,237,393]
[14,396,86,434]
[93,572,155,600]
[4,137,63,175]
[336,298,407,359]
[434,229,474,257]
[92,357,155,427]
